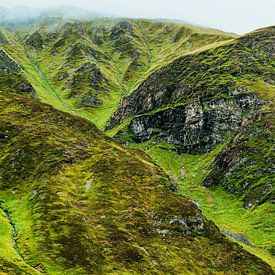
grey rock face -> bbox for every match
[0,49,21,73]
[25,31,44,49]
[64,62,107,93]
[92,26,106,45]
[0,31,8,44]
[107,27,275,130]
[15,81,36,96]
[155,212,204,236]
[67,43,101,59]
[110,21,135,40]
[80,95,102,108]
[239,26,275,59]
[223,229,253,247]
[203,109,274,208]
[127,93,265,153]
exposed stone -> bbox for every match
[67,43,101,59]
[92,25,106,45]
[239,26,275,59]
[180,166,185,180]
[155,212,204,236]
[107,28,275,130]
[25,31,44,49]
[204,109,274,208]
[0,49,21,73]
[223,229,253,247]
[110,21,135,40]
[16,81,36,96]
[126,93,265,153]
[0,31,8,44]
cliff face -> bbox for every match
[127,93,265,153]
[0,48,35,96]
[108,27,274,128]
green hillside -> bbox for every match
[1,91,273,274]
[0,16,274,274]
[107,26,275,267]
[0,18,235,129]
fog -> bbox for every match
[0,0,274,34]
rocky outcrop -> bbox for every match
[15,81,36,96]
[0,49,35,96]
[25,30,44,49]
[239,26,275,59]
[80,94,102,107]
[65,63,107,91]
[110,21,135,40]
[62,62,108,107]
[0,31,8,44]
[66,42,103,59]
[107,26,274,159]
[91,25,106,45]
[154,211,204,236]
[0,49,20,73]
[122,93,265,153]
[108,31,274,129]
[203,109,274,208]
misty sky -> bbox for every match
[1,0,274,34]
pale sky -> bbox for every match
[0,0,274,34]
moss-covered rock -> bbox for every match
[204,107,275,208]
[0,49,35,96]
[25,31,45,49]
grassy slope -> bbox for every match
[126,79,275,265]
[112,27,275,268]
[128,141,275,269]
[0,20,274,272]
[1,18,235,129]
[1,92,273,274]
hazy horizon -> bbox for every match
[0,0,274,34]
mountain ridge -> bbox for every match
[0,16,274,273]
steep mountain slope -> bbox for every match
[0,15,274,272]
[0,43,35,96]
[0,17,235,128]
[204,105,274,209]
[108,27,274,134]
[108,26,274,196]
[0,91,273,274]
[107,26,275,265]
[202,28,275,209]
